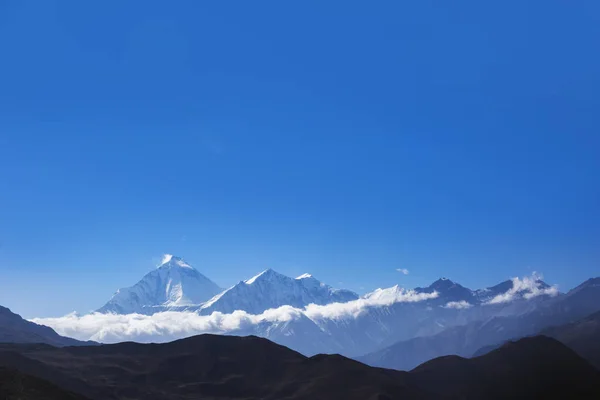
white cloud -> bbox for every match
[31,309,300,344]
[32,272,561,345]
[31,288,438,343]
[486,272,559,305]
[396,268,410,275]
[306,288,438,320]
[443,300,473,309]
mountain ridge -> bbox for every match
[0,306,92,347]
[47,259,572,358]
[356,276,600,370]
[198,268,359,315]
[0,333,598,400]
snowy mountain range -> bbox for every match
[10,254,597,380]
[356,277,600,370]
[84,255,574,358]
[38,254,598,367]
[96,255,358,315]
[197,269,358,315]
[273,275,560,356]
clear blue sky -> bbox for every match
[0,1,598,318]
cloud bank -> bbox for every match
[32,288,439,343]
[396,268,410,275]
[31,273,558,345]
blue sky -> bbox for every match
[0,1,598,317]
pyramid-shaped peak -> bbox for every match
[244,268,285,284]
[414,278,474,303]
[430,278,458,289]
[484,279,513,292]
[97,255,223,315]
[158,254,193,269]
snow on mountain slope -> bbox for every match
[363,285,405,302]
[86,261,563,356]
[35,272,571,359]
[335,276,560,355]
[198,269,359,315]
[295,273,358,303]
[97,255,223,315]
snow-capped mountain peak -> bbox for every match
[159,254,193,269]
[363,285,403,301]
[413,278,475,303]
[245,268,279,284]
[199,269,359,315]
[97,255,223,315]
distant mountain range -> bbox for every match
[0,331,598,400]
[7,254,600,377]
[473,308,600,369]
[2,254,600,399]
[357,277,600,370]
[63,255,596,359]
[95,256,557,317]
[97,255,358,315]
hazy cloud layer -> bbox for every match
[32,273,558,344]
[32,288,439,343]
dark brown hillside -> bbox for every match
[1,332,599,399]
